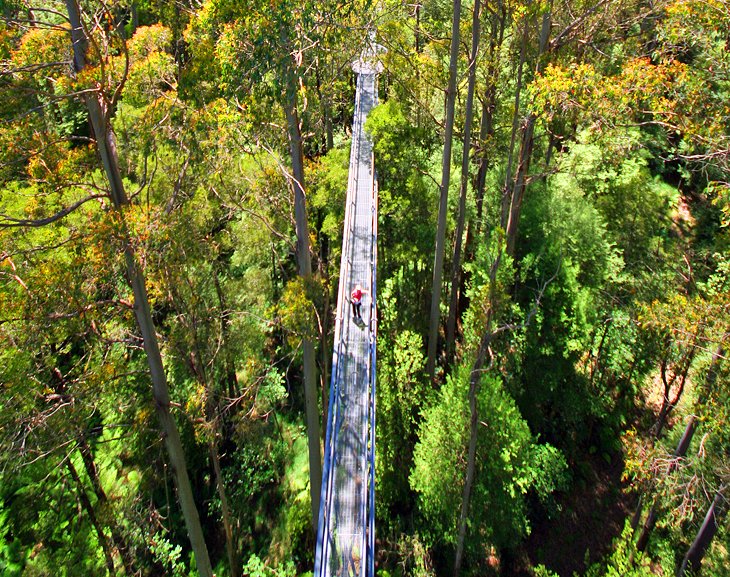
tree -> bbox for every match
[183,0,370,528]
[426,0,462,380]
[445,0,483,362]
[63,2,214,574]
[677,485,728,577]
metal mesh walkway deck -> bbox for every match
[314,50,380,577]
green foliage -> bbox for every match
[376,329,429,522]
[1,0,729,573]
[367,100,438,278]
[149,529,194,577]
[381,533,435,577]
[256,425,313,569]
[278,276,320,343]
[582,522,671,577]
[122,24,177,106]
[310,143,350,249]
[532,566,560,577]
[411,365,568,554]
[0,499,24,576]
[243,554,297,577]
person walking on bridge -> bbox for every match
[351,284,368,320]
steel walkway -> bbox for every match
[314,39,381,577]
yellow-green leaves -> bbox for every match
[278,276,321,344]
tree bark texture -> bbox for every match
[446,0,482,363]
[65,3,214,575]
[472,0,504,240]
[66,459,118,576]
[212,262,241,400]
[501,19,528,231]
[652,339,697,440]
[505,8,551,257]
[211,438,238,577]
[427,0,462,380]
[454,252,501,577]
[79,437,137,575]
[677,486,726,577]
[284,61,322,529]
[636,416,697,552]
[637,342,724,551]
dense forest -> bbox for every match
[1,0,728,576]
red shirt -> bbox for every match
[351,288,363,303]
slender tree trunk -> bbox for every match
[473,93,494,236]
[636,415,697,552]
[505,115,535,256]
[501,20,529,230]
[677,486,727,577]
[315,61,334,152]
[464,3,503,269]
[630,495,644,531]
[210,437,238,577]
[505,8,551,257]
[472,0,503,238]
[212,262,240,400]
[636,343,724,550]
[321,274,331,437]
[426,0,462,380]
[78,437,137,576]
[130,2,138,34]
[446,0,482,363]
[502,6,551,256]
[67,459,117,576]
[652,347,695,439]
[454,252,502,576]
[284,60,322,529]
[589,319,611,387]
[65,3,214,575]
[179,291,240,577]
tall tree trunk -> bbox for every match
[284,60,322,529]
[504,115,535,256]
[652,341,696,440]
[504,8,551,257]
[501,18,529,231]
[677,486,727,577]
[65,3,214,575]
[321,274,331,437]
[212,262,240,400]
[66,459,117,576]
[636,415,698,552]
[472,98,491,236]
[426,0,462,380]
[446,0,482,363]
[315,60,334,152]
[464,1,504,273]
[473,0,504,240]
[454,251,502,577]
[211,436,238,577]
[78,437,137,576]
[179,288,240,577]
[130,2,138,35]
[637,343,724,551]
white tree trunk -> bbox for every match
[427,0,462,380]
[65,3,213,575]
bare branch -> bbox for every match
[0,60,73,76]
[0,194,106,228]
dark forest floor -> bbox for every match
[503,451,636,577]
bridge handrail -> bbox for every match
[314,65,366,577]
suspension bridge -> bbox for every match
[314,36,382,577]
